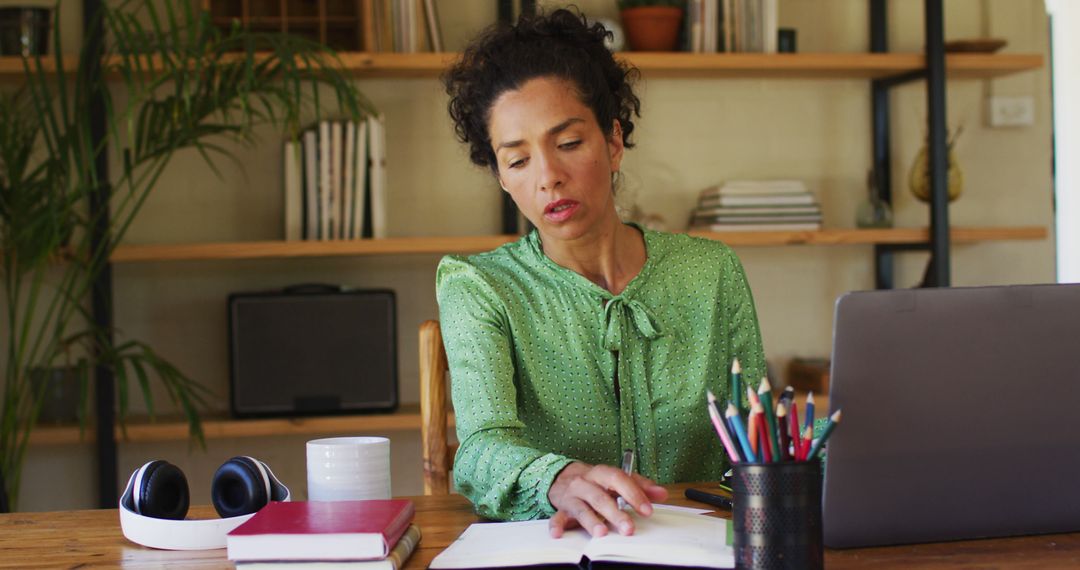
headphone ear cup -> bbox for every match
[136,460,190,520]
[212,456,270,518]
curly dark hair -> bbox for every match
[442,8,641,174]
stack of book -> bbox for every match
[283,116,388,242]
[689,180,823,232]
[227,500,420,569]
[685,0,779,53]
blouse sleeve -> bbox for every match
[435,256,574,521]
[718,246,768,399]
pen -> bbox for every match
[685,487,734,510]
[776,401,791,461]
[617,449,635,510]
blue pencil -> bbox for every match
[804,391,816,433]
[726,403,756,463]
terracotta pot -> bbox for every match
[620,6,684,52]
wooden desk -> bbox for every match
[2,483,1079,568]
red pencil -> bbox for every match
[755,405,773,463]
[800,425,813,461]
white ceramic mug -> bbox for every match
[306,436,391,501]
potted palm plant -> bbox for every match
[618,0,685,51]
[0,0,373,510]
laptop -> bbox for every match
[822,283,1080,548]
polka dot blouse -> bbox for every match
[435,224,767,521]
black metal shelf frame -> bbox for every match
[872,0,953,289]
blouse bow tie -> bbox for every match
[602,296,663,351]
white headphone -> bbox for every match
[119,456,290,550]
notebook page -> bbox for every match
[429,520,589,569]
[583,510,733,569]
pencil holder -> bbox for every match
[732,461,823,570]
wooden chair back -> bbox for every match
[419,320,455,495]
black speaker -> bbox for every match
[228,285,398,417]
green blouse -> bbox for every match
[435,225,767,521]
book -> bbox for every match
[303,129,319,240]
[235,524,422,570]
[367,115,388,239]
[422,0,442,52]
[700,193,816,207]
[353,120,370,239]
[318,121,332,240]
[694,214,823,224]
[283,140,303,241]
[342,121,356,239]
[330,121,344,239]
[227,500,415,563]
[694,221,822,231]
[701,179,808,196]
[693,205,821,216]
[429,509,733,569]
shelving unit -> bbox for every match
[11,0,1044,508]
[30,404,455,446]
[0,52,1043,81]
[107,227,1048,263]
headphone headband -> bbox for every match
[119,460,290,550]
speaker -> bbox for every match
[228,285,397,417]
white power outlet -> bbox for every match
[989,96,1035,127]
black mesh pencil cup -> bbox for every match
[732,461,823,570]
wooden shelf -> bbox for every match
[30,403,453,446]
[108,226,1047,263]
[0,52,1043,81]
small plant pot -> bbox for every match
[620,6,684,52]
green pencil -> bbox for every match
[730,358,742,410]
[807,410,842,461]
[758,377,781,462]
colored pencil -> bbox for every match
[804,391,816,433]
[730,359,742,410]
[800,425,813,461]
[706,390,741,462]
[726,403,755,462]
[776,401,791,461]
[748,407,760,456]
[754,404,773,463]
[746,385,761,409]
[807,410,842,460]
[758,377,780,463]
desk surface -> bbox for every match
[2,483,1079,569]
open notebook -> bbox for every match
[430,508,733,569]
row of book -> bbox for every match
[362,0,443,53]
[283,117,388,242]
[228,499,418,569]
[687,0,779,53]
[689,180,823,231]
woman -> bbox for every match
[437,9,766,538]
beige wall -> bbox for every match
[16,0,1054,510]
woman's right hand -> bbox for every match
[547,462,669,538]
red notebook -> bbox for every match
[227,500,415,562]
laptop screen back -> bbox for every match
[823,284,1080,548]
